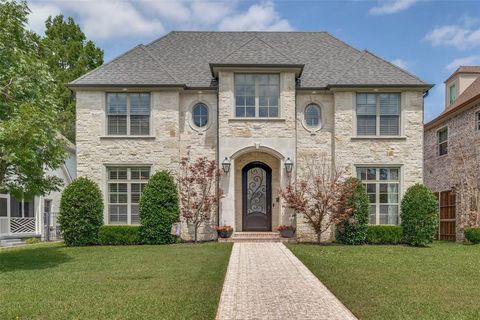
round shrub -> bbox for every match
[336,178,370,245]
[401,184,438,246]
[139,171,179,244]
[59,177,103,246]
[98,225,141,245]
[366,225,403,244]
[464,227,480,244]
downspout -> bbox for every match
[216,79,220,227]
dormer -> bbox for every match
[445,66,480,108]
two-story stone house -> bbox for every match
[424,66,480,241]
[69,32,431,242]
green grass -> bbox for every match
[287,242,480,320]
[0,242,232,320]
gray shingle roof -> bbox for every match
[69,31,430,88]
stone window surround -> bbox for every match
[354,164,404,225]
[300,102,323,133]
[233,73,281,118]
[186,100,213,133]
[103,92,154,138]
[437,126,448,157]
[352,91,405,139]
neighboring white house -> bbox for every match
[0,141,76,241]
[69,31,432,242]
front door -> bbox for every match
[242,162,272,231]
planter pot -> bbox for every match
[217,230,233,238]
[279,229,295,238]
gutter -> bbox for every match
[425,94,480,130]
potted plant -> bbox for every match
[277,225,295,238]
[215,225,233,238]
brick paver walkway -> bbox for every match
[216,243,357,320]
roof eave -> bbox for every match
[66,83,187,90]
[328,83,434,90]
[425,94,480,130]
[209,63,305,78]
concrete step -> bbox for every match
[0,239,26,247]
[219,232,295,243]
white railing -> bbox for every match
[0,217,8,235]
[10,217,36,234]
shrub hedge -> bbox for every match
[401,184,438,246]
[139,171,179,245]
[464,227,480,244]
[59,177,103,246]
[98,225,141,245]
[336,178,370,245]
[366,225,403,245]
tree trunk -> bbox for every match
[194,224,198,244]
[317,232,321,244]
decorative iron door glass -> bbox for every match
[242,162,272,231]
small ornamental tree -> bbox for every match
[139,171,179,245]
[280,157,356,244]
[401,184,438,246]
[59,177,103,246]
[336,178,370,245]
[178,155,223,243]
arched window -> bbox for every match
[192,103,209,127]
[304,104,321,127]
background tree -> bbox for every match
[280,157,356,244]
[139,171,179,245]
[178,155,223,243]
[0,0,66,198]
[41,15,104,142]
[336,177,370,245]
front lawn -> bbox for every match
[0,242,232,319]
[287,242,480,320]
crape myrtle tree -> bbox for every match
[280,156,357,244]
[0,0,66,198]
[178,155,223,243]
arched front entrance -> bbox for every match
[242,162,272,231]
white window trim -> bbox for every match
[353,92,403,137]
[105,92,152,136]
[233,73,282,118]
[106,166,151,225]
[437,126,448,157]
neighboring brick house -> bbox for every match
[68,32,431,242]
[424,66,480,241]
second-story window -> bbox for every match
[437,127,448,156]
[449,84,457,104]
[107,93,150,136]
[476,111,480,131]
[235,74,279,118]
[356,93,400,136]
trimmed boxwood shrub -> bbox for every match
[401,184,438,246]
[366,225,403,244]
[98,225,141,245]
[336,178,370,245]
[465,227,480,244]
[139,171,179,244]
[59,177,103,246]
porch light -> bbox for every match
[284,158,293,173]
[222,157,231,173]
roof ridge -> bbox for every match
[334,50,367,84]
[219,35,258,61]
[254,34,296,63]
[322,31,362,54]
[363,50,427,84]
[139,44,180,84]
[69,45,143,85]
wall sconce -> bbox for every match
[284,157,293,173]
[222,157,231,173]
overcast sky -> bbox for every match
[26,0,480,121]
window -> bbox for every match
[304,104,321,127]
[235,74,279,118]
[449,84,457,104]
[356,93,400,136]
[437,127,448,156]
[476,111,480,131]
[107,167,150,224]
[107,93,150,135]
[192,103,209,127]
[0,194,7,217]
[10,195,34,218]
[357,167,400,225]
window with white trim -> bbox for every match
[356,93,400,136]
[234,74,279,118]
[437,127,448,156]
[107,167,150,224]
[357,167,400,225]
[10,195,34,218]
[107,93,150,135]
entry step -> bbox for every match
[218,232,296,243]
